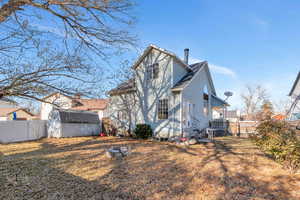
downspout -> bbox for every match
[180,92,184,137]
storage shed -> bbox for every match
[47,109,101,138]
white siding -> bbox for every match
[109,49,216,138]
[172,60,188,86]
[135,49,179,137]
[107,93,138,131]
[182,65,213,133]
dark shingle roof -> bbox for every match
[172,62,206,90]
[108,79,135,95]
[52,109,100,124]
[109,62,208,95]
[289,71,300,96]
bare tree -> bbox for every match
[0,0,136,102]
[0,43,104,102]
[274,98,293,114]
[107,61,137,135]
[0,0,135,55]
[257,100,274,121]
[241,85,269,120]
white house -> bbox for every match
[40,92,107,121]
[108,45,227,138]
[288,71,300,120]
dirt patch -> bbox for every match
[0,136,299,199]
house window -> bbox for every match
[147,63,159,80]
[117,110,127,120]
[158,99,168,119]
[203,93,209,116]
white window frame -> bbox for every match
[147,63,159,80]
[158,99,169,120]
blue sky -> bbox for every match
[131,0,300,109]
[10,0,300,110]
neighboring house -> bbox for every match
[40,93,107,120]
[108,45,227,138]
[288,71,300,120]
[0,108,35,121]
[213,109,241,122]
[226,110,241,122]
[0,97,18,108]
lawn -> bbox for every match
[0,136,299,200]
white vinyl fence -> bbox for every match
[0,120,47,143]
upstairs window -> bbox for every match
[203,93,209,116]
[158,99,168,119]
[147,63,159,80]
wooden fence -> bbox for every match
[229,120,300,138]
[228,121,258,138]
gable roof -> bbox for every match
[132,44,192,72]
[289,71,300,96]
[0,107,34,117]
[109,46,218,96]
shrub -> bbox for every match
[133,124,153,139]
[252,120,300,171]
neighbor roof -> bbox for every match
[42,92,107,110]
[42,92,73,101]
[72,99,108,111]
[289,71,300,96]
[0,108,34,117]
[108,78,136,96]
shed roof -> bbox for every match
[53,109,100,124]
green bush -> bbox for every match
[133,124,153,139]
[252,120,300,171]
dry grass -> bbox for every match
[0,136,300,200]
